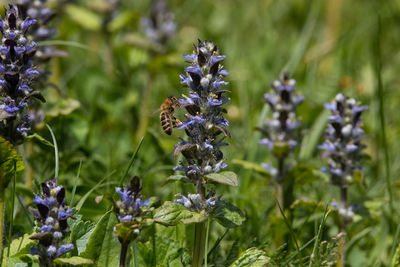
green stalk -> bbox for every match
[0,171,5,264]
[193,180,206,267]
[204,219,210,267]
[7,164,16,257]
[119,241,129,267]
[193,222,206,267]
[337,187,348,267]
[133,240,138,267]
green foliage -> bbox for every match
[229,247,270,267]
[154,201,207,226]
[53,256,94,266]
[80,210,120,266]
[3,0,399,266]
[205,171,239,187]
[0,137,24,188]
[213,201,245,228]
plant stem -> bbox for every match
[24,142,33,203]
[193,179,206,267]
[276,183,283,216]
[119,241,129,267]
[0,171,5,264]
[7,165,16,257]
[337,187,348,267]
[276,157,285,216]
[204,219,210,267]
[193,222,206,267]
[133,240,138,267]
[152,211,156,266]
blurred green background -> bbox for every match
[4,0,400,266]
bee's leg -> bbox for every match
[173,117,183,128]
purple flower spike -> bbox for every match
[319,93,367,189]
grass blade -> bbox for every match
[70,159,83,206]
[119,137,144,186]
[46,124,59,178]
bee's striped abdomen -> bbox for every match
[160,111,173,135]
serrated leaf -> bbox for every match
[231,159,270,176]
[154,201,207,226]
[80,210,120,266]
[229,247,270,267]
[69,215,95,254]
[213,201,245,228]
[65,5,101,31]
[25,133,54,148]
[54,256,94,265]
[205,171,239,187]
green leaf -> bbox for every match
[229,247,270,267]
[3,256,39,267]
[154,201,207,226]
[213,201,245,228]
[288,164,320,185]
[54,257,94,265]
[65,5,101,31]
[80,210,120,267]
[69,215,95,254]
[205,171,239,187]
[0,137,24,188]
[231,159,270,176]
[25,134,54,148]
[108,11,139,32]
[2,234,35,258]
[46,98,81,118]
[162,174,188,186]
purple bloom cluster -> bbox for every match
[319,93,368,188]
[259,73,303,182]
[18,0,58,61]
[175,192,221,213]
[115,176,149,222]
[140,0,176,45]
[29,178,74,264]
[173,40,230,208]
[0,4,45,145]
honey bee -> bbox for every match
[160,96,180,135]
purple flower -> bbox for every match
[183,54,196,61]
[319,94,367,188]
[21,19,37,32]
[57,244,74,257]
[115,176,149,223]
[29,178,74,263]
